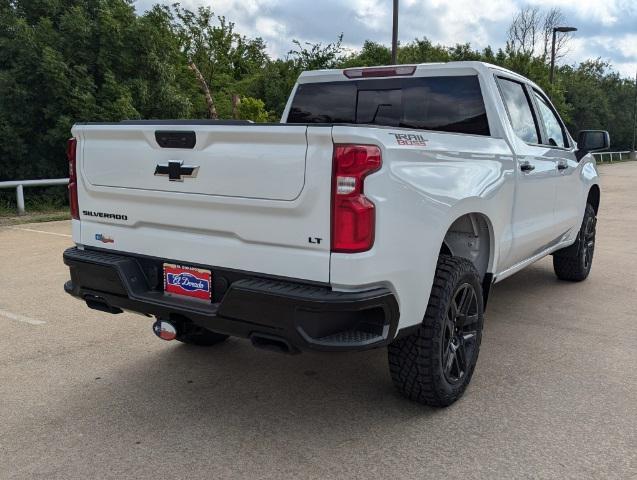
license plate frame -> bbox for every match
[163,263,212,301]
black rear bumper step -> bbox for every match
[63,247,399,352]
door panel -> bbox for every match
[531,89,582,239]
[496,77,559,268]
[507,146,559,266]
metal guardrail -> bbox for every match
[592,151,635,163]
[0,178,68,215]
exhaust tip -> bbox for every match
[250,333,298,354]
[84,295,123,314]
[153,320,177,341]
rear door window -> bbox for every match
[496,77,540,144]
[288,76,490,136]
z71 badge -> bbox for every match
[389,132,428,146]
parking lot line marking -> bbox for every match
[8,227,71,238]
[0,308,46,326]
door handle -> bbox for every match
[557,162,568,170]
[520,162,535,172]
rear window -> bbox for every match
[287,76,490,136]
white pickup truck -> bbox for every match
[64,61,609,407]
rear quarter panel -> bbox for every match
[330,126,515,330]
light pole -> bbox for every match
[550,26,577,84]
[631,72,637,160]
[391,0,399,64]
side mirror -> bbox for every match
[576,130,610,161]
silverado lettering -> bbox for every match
[82,211,128,220]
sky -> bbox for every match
[135,0,637,78]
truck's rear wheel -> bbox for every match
[388,256,484,407]
[553,203,596,282]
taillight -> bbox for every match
[331,145,381,253]
[67,138,79,220]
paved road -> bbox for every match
[1,163,636,480]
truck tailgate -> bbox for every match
[72,124,333,283]
[82,125,307,200]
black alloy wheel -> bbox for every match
[442,283,480,384]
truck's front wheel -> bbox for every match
[388,256,484,407]
[553,203,596,282]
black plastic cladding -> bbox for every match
[63,247,400,352]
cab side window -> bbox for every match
[533,91,568,148]
[496,77,540,144]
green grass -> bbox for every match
[0,207,70,226]
[0,189,70,225]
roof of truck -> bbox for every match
[298,61,528,85]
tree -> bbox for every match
[341,40,391,67]
[1,1,636,212]
[541,8,568,62]
[0,0,195,185]
[171,5,269,119]
[237,96,269,123]
[251,58,299,118]
[507,7,570,63]
[507,6,541,56]
[288,34,344,70]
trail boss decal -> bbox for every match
[389,133,428,146]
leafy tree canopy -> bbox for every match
[0,0,635,205]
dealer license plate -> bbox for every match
[163,263,212,301]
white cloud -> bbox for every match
[255,17,286,38]
[419,0,517,46]
[565,34,637,77]
[134,0,637,77]
[348,0,388,32]
[527,0,632,27]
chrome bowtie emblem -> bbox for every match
[154,160,199,182]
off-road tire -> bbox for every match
[553,203,596,282]
[388,256,484,407]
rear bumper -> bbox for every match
[63,247,399,352]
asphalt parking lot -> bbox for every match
[1,162,636,480]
